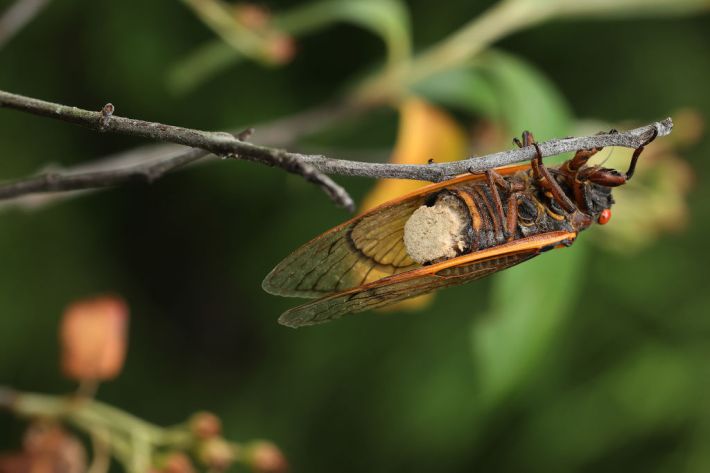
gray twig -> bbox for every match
[0,101,358,212]
[0,89,672,213]
[0,90,355,211]
[0,148,210,199]
[297,118,672,181]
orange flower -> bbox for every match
[59,295,129,381]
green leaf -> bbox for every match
[474,50,572,139]
[411,66,503,119]
[413,50,572,140]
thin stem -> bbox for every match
[1,387,252,473]
[353,0,710,104]
[180,0,275,64]
[87,431,112,473]
[0,148,209,199]
[407,0,546,83]
[75,379,101,399]
[353,0,548,104]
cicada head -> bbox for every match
[558,128,659,226]
[581,179,615,225]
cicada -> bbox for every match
[263,130,658,327]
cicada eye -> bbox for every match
[597,208,612,225]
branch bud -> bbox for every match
[264,34,295,64]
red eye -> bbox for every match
[598,209,612,225]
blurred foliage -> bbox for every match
[170,0,411,94]
[1,1,710,473]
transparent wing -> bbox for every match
[278,231,577,327]
[262,165,530,298]
[262,195,424,298]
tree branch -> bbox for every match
[0,101,361,212]
[0,89,672,213]
[296,118,672,181]
[0,147,210,199]
[0,89,355,211]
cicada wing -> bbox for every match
[279,251,531,327]
[262,164,531,298]
[262,195,423,298]
[278,231,577,327]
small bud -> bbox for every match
[264,34,295,64]
[197,438,235,472]
[99,103,114,130]
[60,295,129,381]
[189,411,222,439]
[245,441,288,473]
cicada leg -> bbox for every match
[485,170,510,241]
[515,130,591,226]
[625,128,658,181]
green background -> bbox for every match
[1,1,709,472]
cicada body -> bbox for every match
[263,130,657,327]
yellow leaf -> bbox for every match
[361,97,469,210]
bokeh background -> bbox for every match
[1,0,709,472]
